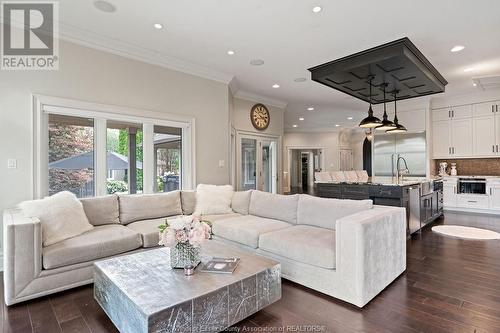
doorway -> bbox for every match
[237,133,279,193]
[287,148,322,194]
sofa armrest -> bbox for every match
[3,209,43,305]
[335,206,406,307]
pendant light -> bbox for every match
[375,83,396,131]
[386,90,407,134]
[358,76,382,128]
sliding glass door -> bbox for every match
[237,134,279,193]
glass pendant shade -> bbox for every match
[359,76,381,128]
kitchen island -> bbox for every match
[316,177,443,235]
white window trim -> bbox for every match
[33,94,196,199]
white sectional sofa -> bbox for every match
[3,189,406,307]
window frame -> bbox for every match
[33,94,196,199]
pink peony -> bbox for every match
[175,230,188,243]
[159,229,176,247]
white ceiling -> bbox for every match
[55,0,500,131]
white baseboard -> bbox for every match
[0,253,3,272]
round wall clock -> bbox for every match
[250,103,270,130]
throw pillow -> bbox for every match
[194,184,234,215]
[231,190,252,215]
[19,191,94,246]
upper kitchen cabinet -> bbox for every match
[472,101,500,156]
[432,106,473,158]
[473,101,500,117]
[433,105,472,121]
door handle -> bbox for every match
[493,145,495,153]
[452,110,455,117]
[467,200,477,203]
[449,110,451,118]
[493,105,495,113]
[449,147,451,154]
[490,188,493,195]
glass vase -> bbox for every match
[170,242,201,269]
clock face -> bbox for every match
[250,104,270,130]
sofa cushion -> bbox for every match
[42,225,142,269]
[127,217,178,248]
[231,190,252,215]
[259,225,336,269]
[212,215,292,248]
[201,213,242,223]
[248,191,299,224]
[297,195,373,230]
[80,194,119,226]
[119,191,182,224]
[19,191,94,247]
[181,191,196,215]
[194,184,234,215]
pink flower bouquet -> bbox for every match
[158,215,212,248]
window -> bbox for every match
[35,95,195,199]
[154,125,182,192]
[48,115,95,198]
[106,121,143,194]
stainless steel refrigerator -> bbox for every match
[373,132,426,177]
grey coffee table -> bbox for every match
[93,240,281,333]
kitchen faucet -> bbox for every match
[396,156,410,184]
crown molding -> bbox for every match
[233,89,288,109]
[58,22,234,84]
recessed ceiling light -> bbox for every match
[307,107,314,111]
[347,117,353,120]
[94,0,116,13]
[294,77,307,82]
[250,59,265,66]
[153,23,163,30]
[451,45,465,52]
[299,117,305,121]
[227,50,235,55]
[473,82,477,87]
[312,6,322,13]
[464,67,475,72]
[292,124,298,128]
[272,84,280,89]
[335,124,340,127]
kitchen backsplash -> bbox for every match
[434,158,500,176]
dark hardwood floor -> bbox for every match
[3,211,500,332]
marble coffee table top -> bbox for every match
[94,240,280,317]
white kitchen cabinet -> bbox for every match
[432,118,473,158]
[443,182,457,207]
[473,115,496,156]
[456,195,490,209]
[432,120,451,157]
[451,118,473,156]
[473,101,499,117]
[432,108,451,122]
[489,186,500,210]
[450,104,473,119]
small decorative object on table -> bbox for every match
[158,216,212,269]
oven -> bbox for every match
[458,178,486,194]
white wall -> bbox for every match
[0,40,231,247]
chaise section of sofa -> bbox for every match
[210,191,407,308]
